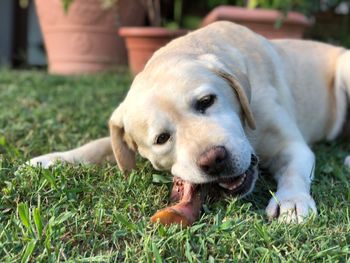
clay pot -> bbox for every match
[119,27,188,75]
[202,6,311,39]
[35,0,145,75]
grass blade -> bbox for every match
[152,174,172,184]
[42,170,57,189]
[33,207,43,238]
[152,241,163,263]
[114,212,136,231]
[18,203,31,231]
[21,240,36,263]
[185,241,193,263]
[54,211,74,225]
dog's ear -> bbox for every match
[109,104,136,173]
[215,70,256,129]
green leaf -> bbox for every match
[114,212,136,231]
[21,240,36,263]
[18,203,31,231]
[33,208,43,238]
[61,0,74,13]
[247,0,258,8]
[219,220,234,231]
[54,212,74,225]
[128,171,136,186]
[42,170,57,189]
[0,136,6,146]
[190,223,206,232]
[185,241,193,263]
[253,223,270,243]
[152,174,172,184]
[152,242,163,263]
[44,226,52,256]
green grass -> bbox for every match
[0,69,350,262]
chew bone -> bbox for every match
[150,175,246,226]
[150,177,202,226]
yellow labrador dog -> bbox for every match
[29,22,350,223]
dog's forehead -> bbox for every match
[122,79,204,142]
[125,66,223,112]
[123,84,181,131]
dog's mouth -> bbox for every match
[217,154,258,195]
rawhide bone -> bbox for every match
[150,177,203,227]
[150,175,249,226]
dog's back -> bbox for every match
[149,22,349,144]
[271,39,346,143]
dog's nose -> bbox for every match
[197,146,228,176]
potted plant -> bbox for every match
[306,1,350,46]
[119,0,189,75]
[34,0,146,75]
[201,0,312,39]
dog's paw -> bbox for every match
[266,191,317,223]
[26,153,66,168]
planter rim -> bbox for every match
[119,27,189,37]
[202,6,312,27]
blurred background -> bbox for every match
[0,0,349,74]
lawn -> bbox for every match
[0,70,350,262]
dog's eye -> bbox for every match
[195,94,216,113]
[155,133,171,145]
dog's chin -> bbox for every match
[216,155,259,197]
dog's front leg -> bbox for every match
[265,142,317,223]
[27,137,115,168]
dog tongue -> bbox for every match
[150,177,202,227]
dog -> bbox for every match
[28,21,350,223]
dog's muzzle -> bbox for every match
[196,146,258,196]
[216,154,259,196]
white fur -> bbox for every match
[27,137,114,168]
[266,142,317,222]
[26,22,350,224]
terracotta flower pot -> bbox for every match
[202,6,311,39]
[119,27,188,75]
[35,0,145,75]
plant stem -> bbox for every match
[146,0,161,27]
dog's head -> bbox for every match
[109,54,258,196]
